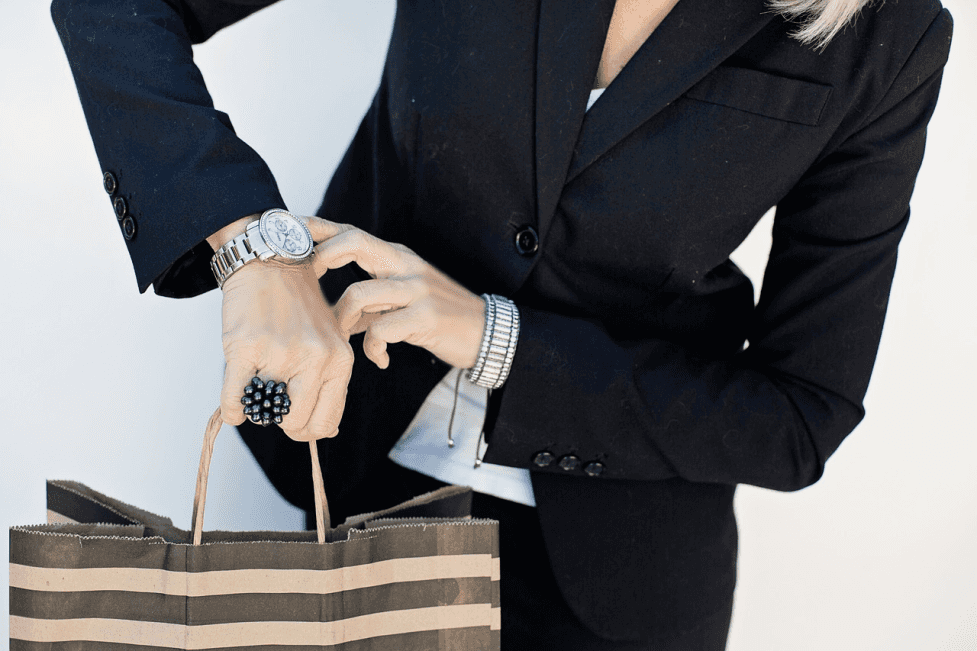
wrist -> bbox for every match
[219,250,319,303]
[455,294,487,369]
[207,213,261,252]
[210,209,315,289]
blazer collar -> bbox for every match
[534,0,775,232]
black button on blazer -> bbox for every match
[53,0,953,640]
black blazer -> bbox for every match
[53,0,953,641]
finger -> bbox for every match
[220,358,258,426]
[345,311,386,337]
[362,306,428,369]
[277,338,354,439]
[294,372,350,441]
[335,277,422,333]
[364,329,390,369]
[312,229,405,279]
[297,215,350,243]
[276,364,320,436]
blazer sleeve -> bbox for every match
[51,0,288,297]
[483,8,954,491]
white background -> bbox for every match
[1,1,975,648]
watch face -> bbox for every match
[259,210,313,259]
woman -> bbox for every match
[52,0,953,647]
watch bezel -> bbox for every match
[258,209,314,260]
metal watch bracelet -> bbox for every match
[210,220,262,289]
[467,294,520,390]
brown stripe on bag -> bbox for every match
[12,522,496,573]
[11,554,495,596]
[491,627,502,648]
[440,624,500,649]
[10,604,495,646]
[10,630,500,651]
[348,521,498,562]
[9,587,184,624]
[8,629,490,651]
[10,528,178,570]
[10,638,174,651]
[186,535,373,572]
[11,578,493,626]
[195,530,325,545]
[185,521,497,572]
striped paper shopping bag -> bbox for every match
[10,408,500,650]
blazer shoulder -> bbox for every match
[868,0,954,91]
[830,0,954,122]
[860,0,952,56]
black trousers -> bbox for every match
[310,477,733,650]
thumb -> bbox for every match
[299,215,349,244]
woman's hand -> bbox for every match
[218,253,354,442]
[305,219,486,370]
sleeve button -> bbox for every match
[557,455,581,472]
[532,451,555,468]
[584,461,605,478]
[121,216,136,240]
[103,171,117,194]
[113,196,128,220]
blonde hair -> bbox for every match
[768,0,877,49]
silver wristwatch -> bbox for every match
[210,209,315,288]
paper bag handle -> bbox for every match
[192,407,330,545]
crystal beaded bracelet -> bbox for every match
[467,294,520,390]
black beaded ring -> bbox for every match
[241,376,291,427]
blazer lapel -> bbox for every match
[534,0,616,236]
[565,0,774,183]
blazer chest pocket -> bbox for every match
[684,66,833,127]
